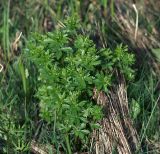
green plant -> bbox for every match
[1,1,160,153]
[25,17,135,153]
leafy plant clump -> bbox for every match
[25,17,135,153]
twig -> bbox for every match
[14,32,22,44]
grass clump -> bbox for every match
[25,17,135,153]
[128,61,160,153]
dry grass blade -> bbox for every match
[0,63,3,72]
[11,31,22,56]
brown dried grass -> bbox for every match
[92,74,139,154]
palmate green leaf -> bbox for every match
[43,38,54,44]
[90,123,101,129]
[94,72,111,92]
[64,14,80,33]
[74,35,95,51]
[80,129,90,135]
[61,47,73,54]
[55,49,63,60]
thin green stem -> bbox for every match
[65,134,72,154]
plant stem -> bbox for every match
[65,134,72,154]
